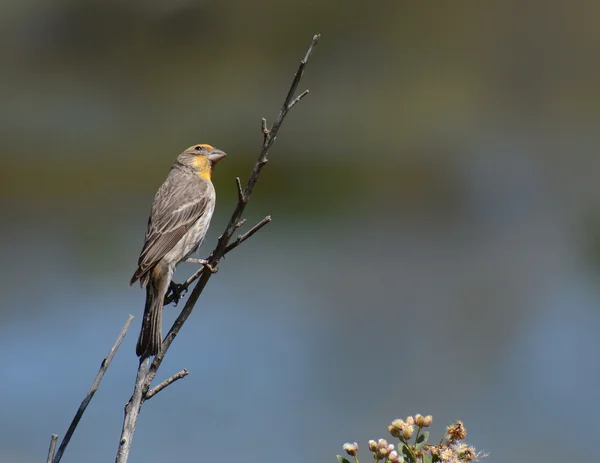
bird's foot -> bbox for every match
[186,258,218,273]
[166,281,187,306]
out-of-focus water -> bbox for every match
[1,1,599,462]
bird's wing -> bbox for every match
[131,171,213,285]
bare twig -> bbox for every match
[225,215,272,254]
[145,369,189,400]
[116,34,320,463]
[236,177,246,203]
[152,31,319,372]
[288,89,309,109]
[163,215,272,306]
[51,315,134,463]
[117,357,150,461]
[46,434,58,463]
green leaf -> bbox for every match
[415,431,429,449]
[401,444,415,463]
[337,455,352,463]
[422,454,432,463]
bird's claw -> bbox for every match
[167,281,187,306]
[186,258,218,274]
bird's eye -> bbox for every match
[195,145,202,151]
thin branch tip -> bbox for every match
[146,369,190,400]
[303,34,320,61]
[235,177,246,203]
[288,89,310,110]
[47,434,58,463]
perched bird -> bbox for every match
[130,144,227,357]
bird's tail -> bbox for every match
[136,267,169,357]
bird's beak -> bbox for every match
[208,149,227,164]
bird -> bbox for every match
[130,144,227,357]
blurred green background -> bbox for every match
[1,1,599,462]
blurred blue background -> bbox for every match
[1,1,599,462]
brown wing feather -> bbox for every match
[131,167,211,286]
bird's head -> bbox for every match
[178,144,227,180]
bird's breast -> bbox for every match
[163,203,215,266]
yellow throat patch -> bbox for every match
[193,154,212,181]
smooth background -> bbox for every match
[1,1,599,462]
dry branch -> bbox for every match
[115,33,320,463]
[145,369,189,400]
[46,434,58,463]
[163,215,271,306]
[50,315,134,463]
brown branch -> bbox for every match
[46,434,58,463]
[236,177,246,203]
[116,357,150,462]
[288,89,309,109]
[115,33,320,463]
[163,215,272,306]
[225,215,272,254]
[50,315,134,463]
[145,369,189,400]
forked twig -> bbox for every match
[163,215,272,306]
[115,34,321,463]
